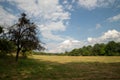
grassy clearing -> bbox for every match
[32,55,120,63]
[0,55,120,80]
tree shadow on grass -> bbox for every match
[0,56,120,80]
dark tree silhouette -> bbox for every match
[0,26,3,34]
[9,13,44,61]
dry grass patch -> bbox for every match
[31,55,120,63]
[0,55,120,80]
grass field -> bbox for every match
[0,55,120,80]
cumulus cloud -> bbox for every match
[5,0,71,21]
[78,0,115,10]
[40,21,66,32]
[48,39,85,53]
[107,14,120,22]
[48,11,70,21]
[101,29,120,42]
[48,29,120,53]
[78,0,97,10]
[87,29,120,45]
[0,0,71,42]
[39,21,67,41]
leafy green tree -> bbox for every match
[0,39,15,55]
[105,41,120,56]
[92,43,106,56]
[115,42,120,55]
[81,46,91,56]
[9,13,44,61]
[105,41,115,56]
[0,26,15,56]
[92,44,99,56]
[85,45,92,56]
[69,49,80,56]
[78,48,84,56]
[99,43,106,55]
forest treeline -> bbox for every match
[65,41,120,56]
[33,41,120,56]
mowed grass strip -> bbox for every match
[0,55,120,80]
[32,55,120,63]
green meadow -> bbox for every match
[0,55,120,80]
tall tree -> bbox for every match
[9,13,44,61]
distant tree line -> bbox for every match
[65,41,120,56]
[32,41,120,56]
[32,52,64,56]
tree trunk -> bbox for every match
[16,48,20,61]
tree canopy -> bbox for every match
[66,41,120,56]
[9,13,44,61]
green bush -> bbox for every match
[0,39,15,56]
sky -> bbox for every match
[0,0,120,53]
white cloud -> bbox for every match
[7,0,70,21]
[0,0,71,42]
[87,29,120,45]
[63,0,68,4]
[101,29,120,41]
[87,37,93,42]
[107,14,120,22]
[47,29,120,53]
[78,0,115,10]
[78,0,97,10]
[39,21,67,41]
[48,11,70,21]
[40,21,66,31]
[40,30,64,41]
[47,39,85,53]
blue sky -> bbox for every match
[0,0,120,53]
